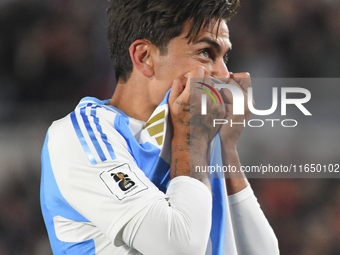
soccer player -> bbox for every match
[40,0,280,254]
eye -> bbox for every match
[223,53,229,65]
[199,49,211,59]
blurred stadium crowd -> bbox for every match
[0,0,339,254]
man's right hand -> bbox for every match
[168,67,225,187]
[169,67,225,145]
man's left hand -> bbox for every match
[219,72,253,148]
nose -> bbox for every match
[211,58,229,78]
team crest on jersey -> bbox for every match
[111,172,135,191]
[100,164,148,200]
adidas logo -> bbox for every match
[144,110,165,146]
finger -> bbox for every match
[219,77,244,105]
[211,81,226,109]
[230,72,249,80]
[225,104,233,116]
[234,73,253,107]
[220,73,250,102]
[184,67,206,98]
[169,79,185,104]
[230,72,251,92]
[212,74,243,105]
[220,86,234,105]
[199,77,225,112]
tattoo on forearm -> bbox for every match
[171,148,211,189]
[186,133,190,146]
[172,144,190,153]
[179,119,190,126]
[173,158,178,177]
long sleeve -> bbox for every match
[228,185,280,255]
[122,176,213,255]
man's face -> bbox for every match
[151,19,231,103]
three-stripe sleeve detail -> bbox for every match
[71,104,116,165]
[70,111,97,166]
[90,106,116,160]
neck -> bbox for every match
[108,76,157,122]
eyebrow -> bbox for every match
[194,37,232,55]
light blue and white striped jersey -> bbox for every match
[41,91,278,255]
[41,92,175,254]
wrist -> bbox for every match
[171,135,208,155]
[172,133,190,149]
[219,129,241,149]
[221,140,237,155]
[191,139,208,158]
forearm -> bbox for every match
[221,141,248,195]
[123,176,212,255]
[228,186,280,255]
[218,72,252,195]
[171,134,211,191]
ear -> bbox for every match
[129,40,154,78]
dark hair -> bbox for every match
[107,0,240,83]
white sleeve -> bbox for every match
[122,176,213,255]
[228,185,280,255]
[48,118,171,247]
[48,110,212,253]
